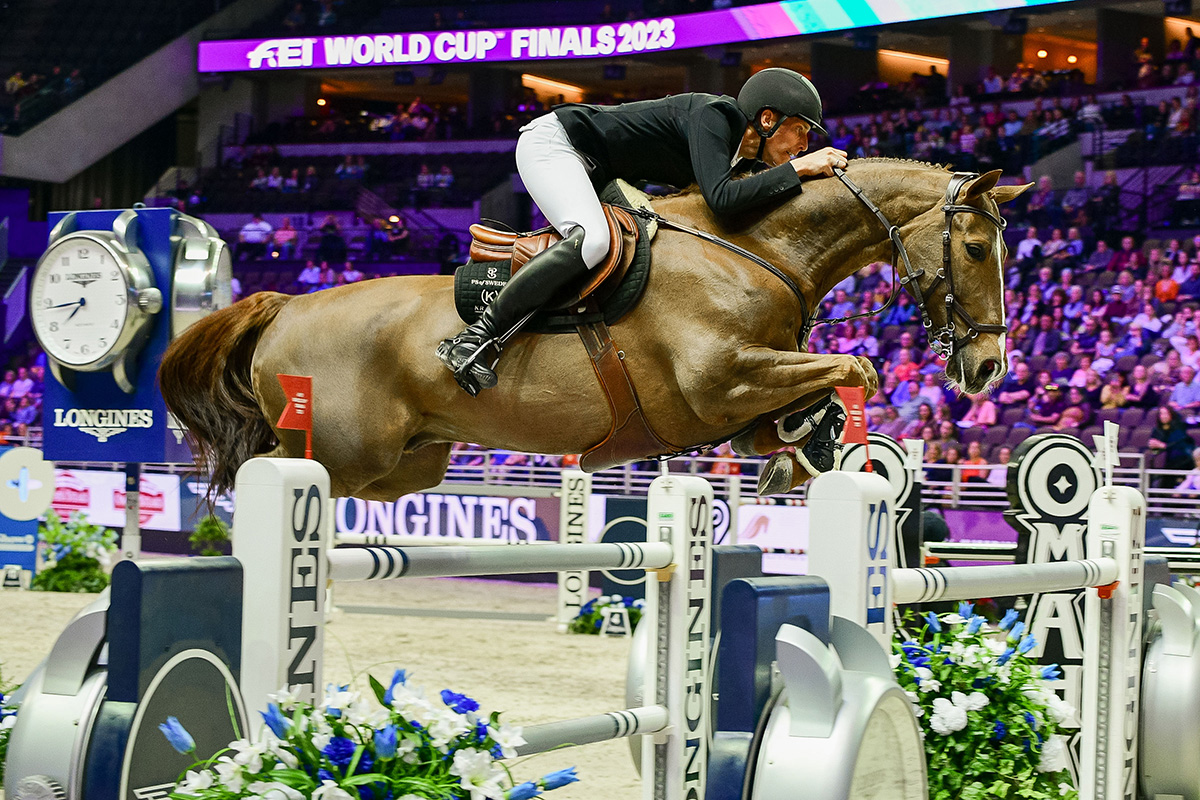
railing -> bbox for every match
[8,430,1198,519]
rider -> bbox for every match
[436,68,850,465]
[438,68,848,393]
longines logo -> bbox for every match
[66,271,101,288]
[53,408,154,442]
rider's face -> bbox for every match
[761,116,811,167]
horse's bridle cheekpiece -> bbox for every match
[828,167,1009,359]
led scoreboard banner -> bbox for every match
[199,0,1079,72]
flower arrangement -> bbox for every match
[161,670,578,800]
[567,595,644,635]
[892,604,1078,800]
[0,666,18,785]
[33,511,118,593]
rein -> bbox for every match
[820,167,1009,359]
[619,166,1008,359]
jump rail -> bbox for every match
[233,457,713,800]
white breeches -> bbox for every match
[515,113,611,269]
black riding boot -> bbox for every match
[437,227,590,395]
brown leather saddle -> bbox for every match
[465,202,678,473]
[467,204,639,309]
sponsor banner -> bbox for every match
[335,492,559,542]
[51,469,181,532]
[1146,517,1200,549]
[736,502,807,575]
[199,0,1073,72]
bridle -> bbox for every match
[818,167,1009,360]
[620,166,1008,360]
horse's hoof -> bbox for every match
[730,427,760,457]
[758,453,795,496]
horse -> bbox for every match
[160,159,1029,501]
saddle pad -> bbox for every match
[453,193,654,334]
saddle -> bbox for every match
[467,204,639,309]
[455,180,677,472]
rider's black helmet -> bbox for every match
[737,67,827,138]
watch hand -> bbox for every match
[48,299,84,309]
[65,297,86,321]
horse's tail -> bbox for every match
[159,291,293,496]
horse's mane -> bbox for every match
[656,156,952,203]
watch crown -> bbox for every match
[137,287,163,314]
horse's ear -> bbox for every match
[962,169,1003,200]
[991,182,1035,205]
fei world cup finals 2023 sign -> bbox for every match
[198,0,1076,72]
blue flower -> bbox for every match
[580,599,597,614]
[491,744,504,759]
[374,725,398,759]
[1017,636,1037,655]
[356,751,374,774]
[541,767,579,790]
[593,618,602,630]
[261,703,291,738]
[992,721,1006,741]
[383,670,408,705]
[507,782,540,800]
[1041,664,1062,681]
[323,736,358,768]
[1007,622,1026,642]
[318,768,335,782]
[957,602,975,619]
[923,612,942,632]
[157,716,195,754]
[997,647,1016,666]
[1024,711,1038,729]
[475,721,489,742]
[999,609,1020,630]
[441,690,480,714]
[622,596,635,607]
[966,615,984,635]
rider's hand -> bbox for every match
[792,147,848,178]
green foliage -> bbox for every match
[893,606,1077,800]
[189,514,231,557]
[0,664,18,784]
[32,511,118,593]
[568,594,643,634]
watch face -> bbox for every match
[31,236,130,366]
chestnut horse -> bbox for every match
[160,159,1027,500]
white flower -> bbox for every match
[953,691,989,712]
[311,731,332,751]
[489,723,526,758]
[982,637,1008,655]
[929,697,968,735]
[268,685,303,711]
[1,715,16,730]
[888,652,903,670]
[428,708,472,749]
[246,780,304,800]
[214,757,246,793]
[1058,782,1074,796]
[940,613,966,625]
[1038,734,1070,773]
[449,748,505,800]
[913,667,941,693]
[175,769,215,796]
[312,781,356,800]
[268,743,299,769]
[229,738,270,773]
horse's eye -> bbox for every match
[965,243,985,260]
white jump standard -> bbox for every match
[233,457,712,800]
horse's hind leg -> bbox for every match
[355,443,453,501]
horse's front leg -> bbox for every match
[717,351,878,495]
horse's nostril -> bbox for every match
[977,359,1002,385]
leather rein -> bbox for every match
[619,168,1008,358]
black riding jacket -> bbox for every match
[553,93,804,216]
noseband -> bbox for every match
[817,168,1009,360]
